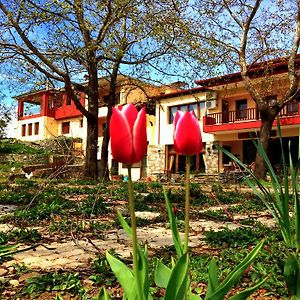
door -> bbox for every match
[236,99,247,120]
[222,100,229,123]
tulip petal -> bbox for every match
[109,107,133,164]
[174,110,184,130]
[122,104,138,131]
[132,107,147,163]
[174,111,203,155]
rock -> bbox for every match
[19,272,39,283]
[9,279,19,287]
[7,266,15,275]
[2,290,16,297]
[83,279,94,286]
[0,268,8,276]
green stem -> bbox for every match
[184,155,191,253]
[184,156,191,300]
[127,166,144,300]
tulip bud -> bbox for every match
[173,111,203,155]
[110,104,147,165]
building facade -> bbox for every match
[152,58,300,177]
[15,76,180,180]
[15,59,300,179]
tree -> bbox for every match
[190,0,300,178]
[0,0,191,180]
[0,103,11,139]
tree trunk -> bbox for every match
[98,61,120,180]
[254,116,276,179]
[85,114,98,180]
[84,67,99,180]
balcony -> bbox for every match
[203,102,300,133]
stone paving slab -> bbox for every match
[2,204,276,271]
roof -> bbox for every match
[14,88,57,99]
[195,54,300,87]
[14,74,159,100]
[153,86,209,101]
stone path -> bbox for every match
[1,206,275,271]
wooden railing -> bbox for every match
[206,103,300,125]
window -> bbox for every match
[169,102,203,123]
[34,122,39,135]
[28,123,33,136]
[79,119,83,128]
[236,99,247,120]
[21,124,26,137]
[62,121,70,134]
[23,102,41,116]
[287,101,299,114]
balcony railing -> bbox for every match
[206,102,300,125]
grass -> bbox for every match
[0,173,292,298]
[0,139,48,155]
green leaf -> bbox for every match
[98,287,110,300]
[284,254,300,296]
[292,157,300,251]
[163,188,184,257]
[206,240,264,300]
[117,210,132,238]
[189,292,202,300]
[229,277,267,300]
[137,245,150,300]
[106,251,135,299]
[205,258,220,299]
[117,211,150,299]
[154,260,172,288]
[164,253,189,300]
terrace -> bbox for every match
[203,101,300,133]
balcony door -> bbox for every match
[236,99,247,120]
[222,100,229,123]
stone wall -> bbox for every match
[204,141,219,174]
[0,154,48,165]
[147,145,165,175]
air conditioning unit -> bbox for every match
[205,91,217,101]
[206,99,217,109]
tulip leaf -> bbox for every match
[205,240,264,300]
[137,245,151,300]
[189,293,202,300]
[228,277,267,300]
[117,210,151,299]
[292,157,300,251]
[117,210,133,238]
[154,260,172,288]
[164,252,189,300]
[163,188,184,257]
[98,287,110,300]
[205,258,220,299]
[106,251,135,299]
[284,254,300,296]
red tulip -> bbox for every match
[110,104,147,165]
[173,110,203,155]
